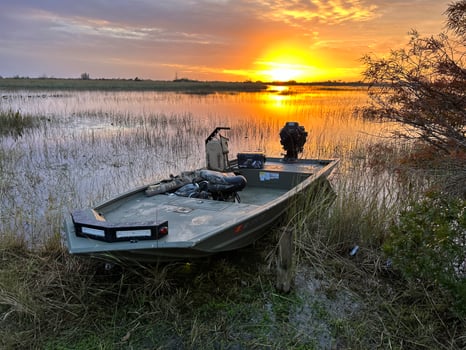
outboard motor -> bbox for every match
[279,122,308,161]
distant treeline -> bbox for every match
[0,77,367,93]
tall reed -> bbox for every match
[0,88,381,245]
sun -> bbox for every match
[261,62,304,82]
[252,45,320,82]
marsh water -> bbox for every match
[0,85,390,243]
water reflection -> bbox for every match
[265,92,290,110]
[0,86,388,243]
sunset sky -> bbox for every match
[0,0,453,82]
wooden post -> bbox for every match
[276,227,294,293]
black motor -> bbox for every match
[279,122,308,160]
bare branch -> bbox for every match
[361,3,465,155]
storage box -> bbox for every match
[237,152,266,169]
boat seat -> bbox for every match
[199,170,246,190]
[175,169,247,200]
[199,169,247,201]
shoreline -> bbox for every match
[0,77,367,92]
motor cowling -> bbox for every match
[279,122,308,160]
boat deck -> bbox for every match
[98,185,287,243]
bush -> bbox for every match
[384,193,466,316]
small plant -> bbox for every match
[383,192,466,316]
[0,110,38,138]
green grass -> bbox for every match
[0,78,268,93]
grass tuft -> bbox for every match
[0,110,40,138]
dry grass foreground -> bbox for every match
[1,177,464,349]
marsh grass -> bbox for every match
[1,169,464,349]
[0,78,269,93]
[3,168,461,349]
[1,87,464,348]
[281,148,466,349]
[0,87,375,246]
[0,237,327,349]
[0,110,41,138]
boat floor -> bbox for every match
[98,186,288,245]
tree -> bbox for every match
[80,72,90,80]
[445,0,466,38]
[361,1,465,155]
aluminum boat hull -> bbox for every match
[63,157,339,262]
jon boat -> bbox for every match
[63,122,339,262]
